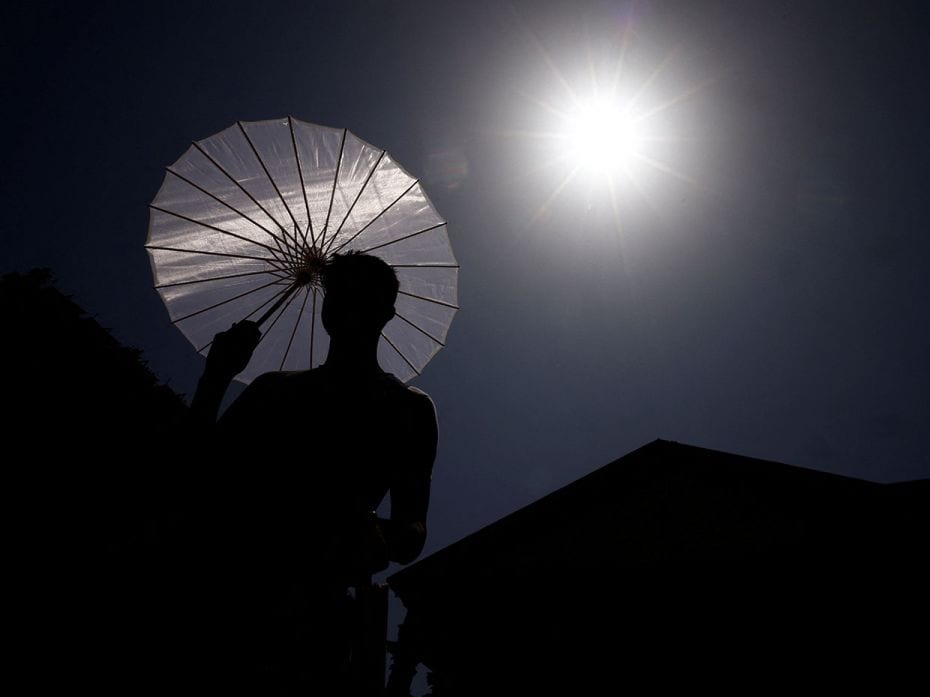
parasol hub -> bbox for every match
[295,246,327,287]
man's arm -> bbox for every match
[379,391,438,565]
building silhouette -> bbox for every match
[388,440,928,695]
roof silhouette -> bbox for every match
[388,440,928,694]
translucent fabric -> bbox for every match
[147,117,458,383]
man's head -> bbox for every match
[321,252,398,339]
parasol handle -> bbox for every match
[255,282,300,328]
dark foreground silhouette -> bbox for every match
[9,270,926,695]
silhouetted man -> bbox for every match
[188,251,438,694]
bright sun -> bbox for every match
[565,97,641,174]
[511,28,711,222]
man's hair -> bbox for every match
[322,251,399,312]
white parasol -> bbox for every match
[146,117,458,384]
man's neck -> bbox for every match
[323,335,383,376]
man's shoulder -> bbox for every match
[381,374,433,402]
[399,385,437,432]
[372,374,436,423]
[403,384,435,408]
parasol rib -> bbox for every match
[171,277,289,324]
[149,202,292,266]
[397,289,459,310]
[237,121,303,254]
[163,169,293,261]
[381,331,420,376]
[196,283,292,352]
[257,285,303,346]
[155,268,288,289]
[319,128,348,251]
[146,244,287,268]
[323,150,386,255]
[329,180,420,256]
[255,282,301,327]
[355,222,446,255]
[280,287,310,370]
[288,116,315,249]
[309,288,318,368]
[394,311,445,346]
[192,140,295,261]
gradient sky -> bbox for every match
[4,0,929,562]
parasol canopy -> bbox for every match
[146,117,458,384]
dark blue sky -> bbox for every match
[4,0,929,556]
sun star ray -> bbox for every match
[627,45,681,112]
[632,152,705,192]
[634,75,720,122]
